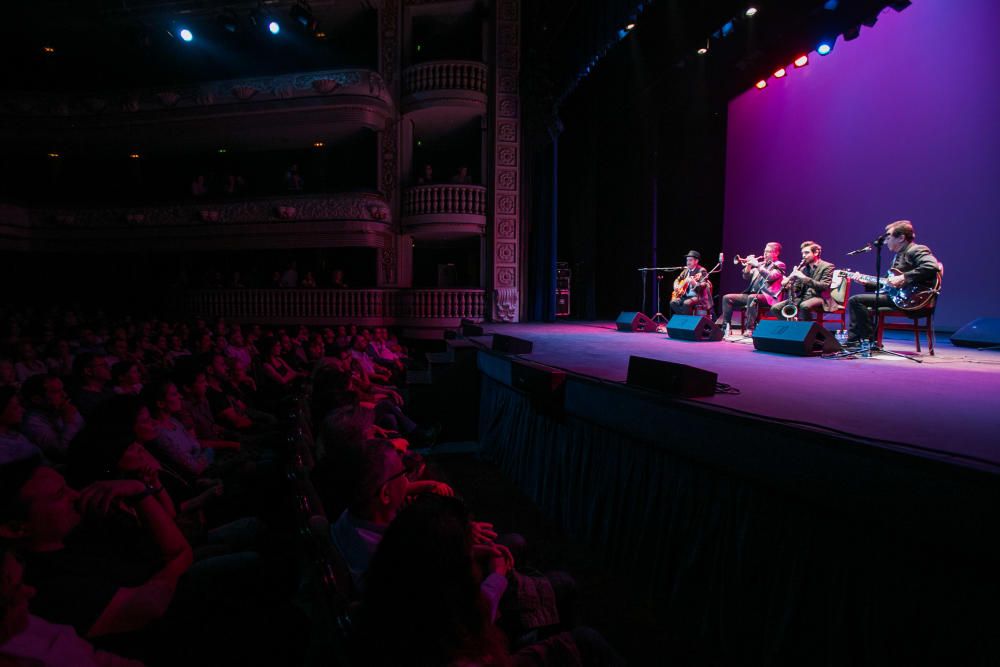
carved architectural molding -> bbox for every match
[489,0,521,322]
[33,193,392,229]
[379,0,402,286]
[0,69,390,118]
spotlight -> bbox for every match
[47,152,61,158]
[697,40,709,55]
[179,28,194,42]
[745,7,758,17]
[755,79,767,89]
[823,0,839,9]
[793,54,808,68]
[720,20,734,37]
[217,148,228,154]
[42,46,56,54]
[312,141,325,148]
[773,67,786,78]
[625,22,635,31]
[817,42,833,55]
[129,153,142,159]
[268,20,280,35]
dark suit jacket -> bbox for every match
[892,242,940,288]
[796,258,833,305]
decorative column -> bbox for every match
[490,0,522,322]
[378,0,402,288]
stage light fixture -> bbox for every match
[217,148,227,154]
[773,67,786,78]
[823,0,839,10]
[218,10,239,33]
[755,79,767,89]
[312,141,325,148]
[290,1,318,32]
[268,20,280,34]
[47,152,61,158]
[179,28,194,42]
[697,40,709,55]
[794,54,808,67]
[129,153,142,159]
[817,42,833,55]
[625,22,636,31]
[42,46,56,54]
[745,7,758,17]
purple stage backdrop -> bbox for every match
[723,0,1000,331]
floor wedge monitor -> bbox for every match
[626,356,718,397]
[950,318,1000,348]
[492,333,534,354]
[616,311,657,332]
[666,315,723,341]
[752,320,841,356]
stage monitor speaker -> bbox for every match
[667,315,723,341]
[511,360,566,412]
[626,356,718,398]
[752,320,842,356]
[492,333,534,354]
[616,311,657,332]
[950,318,1000,348]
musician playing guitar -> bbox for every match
[719,241,786,332]
[846,220,941,346]
[669,250,713,316]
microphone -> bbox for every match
[872,232,888,244]
[718,252,724,265]
[846,245,873,256]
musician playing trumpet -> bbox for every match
[718,241,786,332]
[845,220,940,346]
[770,241,834,321]
[669,250,713,316]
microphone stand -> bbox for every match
[638,266,684,322]
[836,237,921,363]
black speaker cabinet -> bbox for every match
[626,356,718,398]
[666,315,723,341]
[950,318,1000,348]
[511,360,566,412]
[492,333,534,354]
[752,320,842,356]
[616,311,657,332]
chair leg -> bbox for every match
[914,322,921,353]
[927,319,935,356]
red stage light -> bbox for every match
[755,79,767,89]
[773,68,787,78]
[794,54,809,67]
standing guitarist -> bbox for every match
[846,220,940,345]
[719,241,786,331]
[669,250,713,316]
[770,241,834,321]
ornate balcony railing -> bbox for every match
[403,185,487,218]
[183,288,486,325]
[403,61,488,96]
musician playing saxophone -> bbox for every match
[770,241,834,321]
[719,241,786,331]
[669,250,713,316]
[846,220,940,345]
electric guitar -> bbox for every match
[835,267,940,311]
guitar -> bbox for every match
[835,268,940,311]
[671,269,709,300]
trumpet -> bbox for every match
[733,254,764,266]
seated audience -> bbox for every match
[0,388,42,465]
[14,343,47,384]
[20,374,84,461]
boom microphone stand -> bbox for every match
[638,265,684,324]
[839,236,921,363]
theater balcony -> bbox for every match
[20,192,392,252]
[182,287,485,329]
[402,60,488,113]
[0,69,393,155]
[402,184,487,237]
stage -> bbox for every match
[467,320,1000,661]
[469,321,1000,472]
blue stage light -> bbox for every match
[817,42,832,55]
[179,28,193,42]
[268,21,280,34]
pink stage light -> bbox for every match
[755,79,767,89]
[773,67,787,78]
[794,54,809,67]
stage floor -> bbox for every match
[472,322,1000,471]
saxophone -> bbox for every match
[779,260,808,320]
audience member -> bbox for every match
[0,388,42,465]
[20,374,84,461]
[14,343,47,384]
[416,163,435,185]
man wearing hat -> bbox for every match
[669,250,713,316]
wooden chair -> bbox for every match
[875,262,943,355]
[818,271,851,331]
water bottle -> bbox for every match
[724,322,732,338]
[836,329,847,345]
